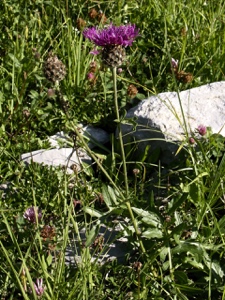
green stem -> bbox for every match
[112,67,129,196]
[112,67,145,254]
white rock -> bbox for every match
[22,125,109,173]
[48,131,69,149]
[122,81,225,162]
[21,148,91,174]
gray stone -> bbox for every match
[48,125,109,150]
[21,148,91,174]
[82,125,110,149]
[22,125,109,173]
[121,81,225,162]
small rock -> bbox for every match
[21,148,91,174]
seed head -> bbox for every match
[127,84,138,98]
[102,44,126,67]
[44,52,66,83]
[133,168,140,176]
[176,70,193,83]
[77,18,86,30]
[89,8,98,19]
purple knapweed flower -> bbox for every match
[23,206,42,224]
[29,278,45,296]
[171,58,179,69]
[197,125,207,136]
[83,24,139,47]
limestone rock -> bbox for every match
[121,81,225,162]
[21,148,91,174]
[48,125,109,149]
[21,125,109,173]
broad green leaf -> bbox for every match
[132,207,162,228]
[142,228,163,239]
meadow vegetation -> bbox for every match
[1,0,225,299]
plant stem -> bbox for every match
[112,67,145,254]
[112,67,129,196]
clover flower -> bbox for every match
[197,125,207,136]
[189,137,196,144]
[29,278,45,297]
[23,206,42,224]
[83,24,139,67]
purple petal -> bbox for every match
[83,24,139,47]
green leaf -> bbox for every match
[174,271,189,284]
[213,215,225,234]
[168,193,188,215]
[132,207,162,228]
[102,185,119,210]
[83,207,102,218]
[8,53,21,67]
[85,223,100,247]
[142,228,163,239]
[47,254,53,266]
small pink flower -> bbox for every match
[197,125,207,136]
[23,206,42,224]
[117,68,123,74]
[87,72,95,80]
[34,278,45,296]
[29,278,45,297]
[171,58,179,69]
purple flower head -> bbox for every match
[23,206,42,224]
[29,278,45,296]
[171,58,179,69]
[197,124,207,136]
[83,24,139,47]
